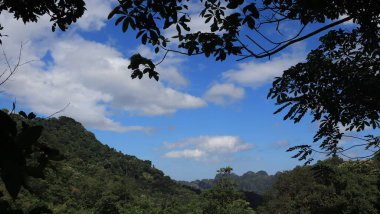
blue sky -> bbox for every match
[0,1,371,181]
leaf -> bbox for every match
[0,110,17,136]
[176,24,181,35]
[246,16,255,29]
[27,112,36,120]
[210,21,218,32]
[19,111,28,119]
[142,33,148,44]
[243,3,259,18]
[136,30,144,39]
[17,125,43,148]
[108,6,120,19]
[227,0,244,9]
[1,160,24,199]
[122,19,129,32]
[114,16,125,26]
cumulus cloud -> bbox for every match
[163,136,253,161]
[223,46,305,87]
[0,3,206,132]
[165,149,206,159]
[76,0,113,31]
[203,83,245,105]
[2,36,205,131]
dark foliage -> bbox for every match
[269,28,380,162]
[109,0,380,160]
[0,110,62,200]
[0,0,86,42]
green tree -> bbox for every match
[109,0,380,160]
[202,167,256,214]
[258,157,380,214]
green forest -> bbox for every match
[0,114,379,213]
[0,0,379,213]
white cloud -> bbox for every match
[165,149,206,159]
[223,46,305,87]
[163,135,253,161]
[203,83,245,105]
[76,0,114,31]
[0,6,206,132]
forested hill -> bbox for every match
[178,170,279,195]
[1,114,379,213]
[0,116,201,213]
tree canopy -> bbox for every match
[258,156,380,213]
[109,0,380,161]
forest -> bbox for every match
[0,114,379,213]
[0,0,379,213]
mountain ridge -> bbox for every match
[178,170,279,195]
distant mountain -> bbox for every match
[0,116,201,213]
[179,170,280,195]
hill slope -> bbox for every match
[0,116,201,213]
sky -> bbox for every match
[0,1,371,181]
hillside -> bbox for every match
[0,116,202,213]
[1,114,379,213]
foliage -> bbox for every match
[0,115,203,213]
[109,0,378,75]
[0,110,62,199]
[180,169,278,195]
[258,157,380,214]
[109,0,380,160]
[201,167,256,214]
[269,28,380,162]
[0,0,86,42]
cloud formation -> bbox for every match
[0,2,206,132]
[75,0,113,31]
[203,83,245,105]
[163,135,253,161]
[223,46,305,87]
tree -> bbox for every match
[0,0,86,200]
[258,157,380,213]
[0,0,86,42]
[201,167,256,214]
[109,0,380,161]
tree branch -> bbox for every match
[242,16,353,59]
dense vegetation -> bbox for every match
[0,0,379,213]
[1,114,379,213]
[0,114,257,213]
[258,157,380,214]
[180,170,278,195]
[0,114,202,213]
